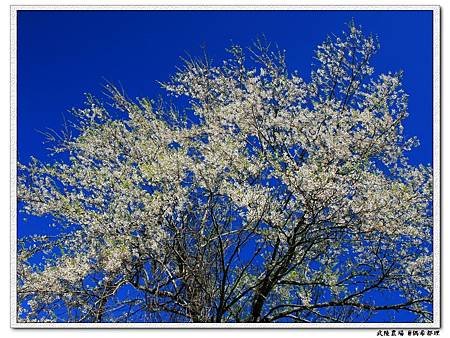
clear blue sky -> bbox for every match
[17,9,433,165]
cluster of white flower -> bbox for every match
[17,22,433,323]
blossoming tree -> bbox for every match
[17,23,433,323]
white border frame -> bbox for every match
[10,5,441,329]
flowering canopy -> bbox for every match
[17,23,433,323]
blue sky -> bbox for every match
[17,10,433,165]
[16,9,434,323]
